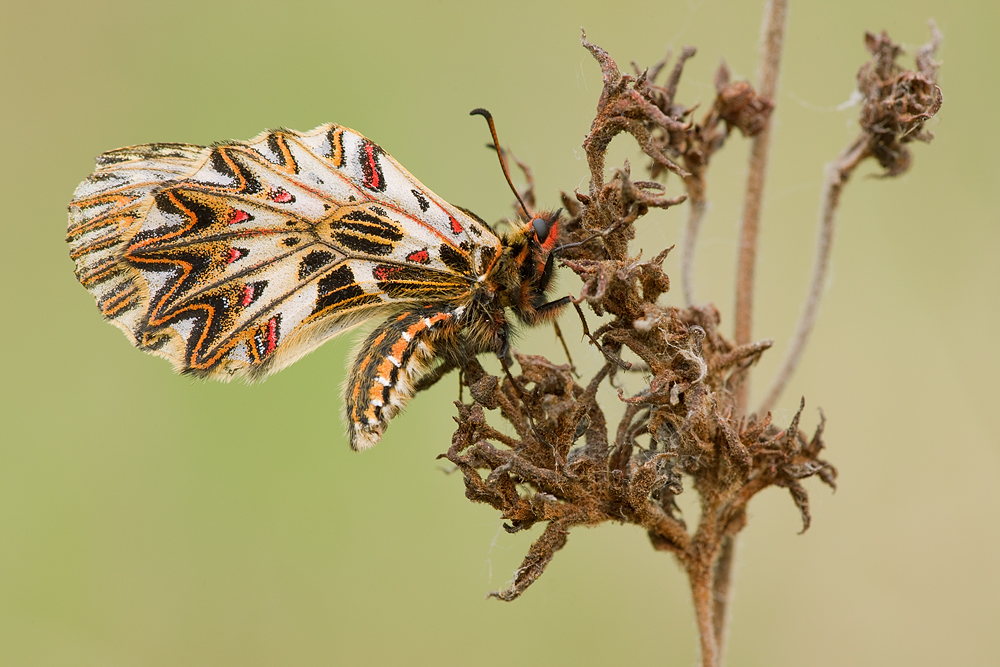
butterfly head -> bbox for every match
[481,208,561,325]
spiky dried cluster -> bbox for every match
[441,33,836,602]
[857,27,943,175]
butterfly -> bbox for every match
[66,110,568,450]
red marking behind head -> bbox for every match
[539,217,560,252]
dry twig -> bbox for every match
[758,24,943,415]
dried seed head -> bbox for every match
[857,25,944,175]
[714,62,774,137]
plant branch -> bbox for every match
[757,24,943,414]
[721,1,789,660]
[757,136,871,414]
[681,182,707,306]
[711,536,738,654]
[734,0,788,414]
[691,562,720,667]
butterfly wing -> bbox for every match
[67,124,500,381]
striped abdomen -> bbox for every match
[346,305,464,450]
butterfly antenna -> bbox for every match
[470,108,532,220]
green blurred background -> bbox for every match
[2,0,997,664]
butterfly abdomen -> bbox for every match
[346,305,465,450]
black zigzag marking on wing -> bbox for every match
[439,244,472,275]
[130,189,218,246]
[325,126,346,166]
[97,281,141,317]
[95,143,202,167]
[147,291,229,367]
[262,133,297,172]
[146,256,211,317]
[332,209,403,256]
[411,189,430,212]
[372,263,468,300]
[196,147,263,194]
[298,249,337,279]
[77,254,130,288]
[129,263,182,311]
[478,246,496,275]
[312,265,381,316]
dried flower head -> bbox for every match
[713,63,774,138]
[442,33,835,605]
[437,18,941,667]
[857,25,944,175]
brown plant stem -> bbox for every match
[723,1,788,661]
[711,535,738,653]
[734,0,788,414]
[690,561,720,667]
[757,135,872,415]
[681,178,707,306]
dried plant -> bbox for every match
[438,9,941,667]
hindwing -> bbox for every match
[67,124,500,380]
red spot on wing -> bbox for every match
[269,187,294,203]
[226,248,244,264]
[373,265,403,281]
[266,317,278,354]
[229,209,250,225]
[363,142,380,190]
[241,284,255,307]
[448,215,463,235]
[406,249,430,264]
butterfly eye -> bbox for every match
[531,216,552,244]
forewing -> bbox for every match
[67,124,499,381]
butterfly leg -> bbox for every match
[552,319,576,373]
[345,305,462,451]
[526,295,571,325]
[412,358,458,393]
